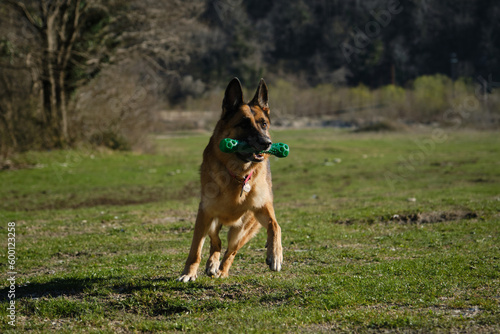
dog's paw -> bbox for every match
[176,274,197,283]
[266,250,283,272]
[217,271,228,278]
[266,257,282,272]
[205,261,220,277]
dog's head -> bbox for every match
[219,78,272,163]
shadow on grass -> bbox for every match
[1,275,215,299]
[0,277,108,301]
[0,275,223,317]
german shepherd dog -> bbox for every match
[177,78,283,282]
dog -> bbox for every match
[177,78,283,282]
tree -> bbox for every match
[3,0,111,148]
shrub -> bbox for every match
[72,59,160,152]
[412,74,451,121]
[348,84,374,107]
[378,84,409,118]
[269,79,302,115]
[89,130,130,151]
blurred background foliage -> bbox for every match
[0,0,499,156]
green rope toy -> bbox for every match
[219,138,289,158]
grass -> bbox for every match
[0,128,499,333]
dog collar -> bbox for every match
[227,169,254,196]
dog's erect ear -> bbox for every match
[250,78,269,114]
[222,77,244,120]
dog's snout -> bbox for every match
[260,138,272,151]
[247,136,272,151]
[251,136,271,152]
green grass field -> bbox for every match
[1,129,499,333]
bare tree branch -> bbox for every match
[5,0,43,32]
[0,64,30,70]
[61,0,85,69]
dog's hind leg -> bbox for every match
[218,215,261,278]
[205,219,222,277]
[177,206,213,282]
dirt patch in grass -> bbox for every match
[175,181,199,200]
[0,159,33,171]
[335,210,479,225]
[30,196,159,211]
[388,211,478,224]
[353,120,407,133]
[73,196,159,209]
[8,183,200,211]
[5,188,165,211]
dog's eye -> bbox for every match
[260,120,268,129]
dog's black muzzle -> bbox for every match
[236,134,272,163]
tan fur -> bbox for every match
[177,78,283,282]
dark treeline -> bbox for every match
[1,0,499,155]
[195,0,499,88]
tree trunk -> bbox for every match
[59,69,68,142]
[0,103,18,157]
[38,3,71,147]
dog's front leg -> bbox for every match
[177,206,213,282]
[205,221,222,277]
[255,205,283,272]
